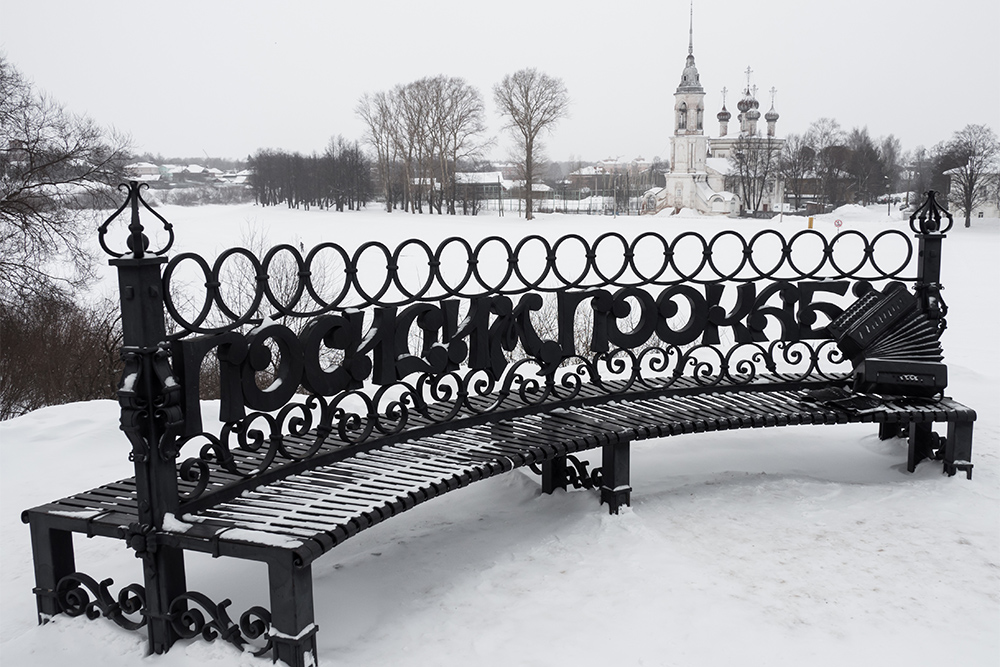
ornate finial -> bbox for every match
[721,86,728,106]
[744,66,753,89]
[751,84,758,99]
[769,86,777,106]
[909,190,954,235]
[98,181,175,259]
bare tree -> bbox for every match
[356,91,399,212]
[359,76,488,216]
[805,117,847,206]
[0,293,122,419]
[493,69,569,220]
[879,134,902,193]
[844,127,883,205]
[778,133,813,211]
[726,132,780,214]
[440,77,489,214]
[944,124,999,227]
[0,54,131,307]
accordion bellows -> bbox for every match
[829,284,947,397]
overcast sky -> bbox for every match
[2,0,998,164]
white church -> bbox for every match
[652,14,786,216]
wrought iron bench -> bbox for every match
[22,186,975,666]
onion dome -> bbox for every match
[765,105,779,122]
[737,89,754,113]
[746,107,761,121]
[717,105,732,122]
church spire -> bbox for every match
[676,0,703,93]
[688,0,694,57]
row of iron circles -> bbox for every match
[160,228,916,335]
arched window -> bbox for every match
[696,107,704,130]
[677,103,687,130]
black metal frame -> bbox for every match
[22,185,974,667]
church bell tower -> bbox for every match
[672,2,707,174]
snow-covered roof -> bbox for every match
[455,171,504,184]
[510,181,553,192]
[570,165,606,176]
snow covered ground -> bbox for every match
[2,204,998,666]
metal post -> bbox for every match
[541,456,569,494]
[944,421,974,479]
[28,523,75,622]
[909,191,953,323]
[103,182,186,655]
[599,438,632,514]
[907,422,938,473]
[268,556,318,667]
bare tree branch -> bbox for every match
[1,54,131,306]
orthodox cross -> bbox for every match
[721,86,728,107]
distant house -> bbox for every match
[568,164,610,192]
[454,171,507,201]
[945,167,1000,220]
[220,169,253,186]
[180,164,213,183]
[125,162,161,183]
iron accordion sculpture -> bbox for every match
[829,283,947,397]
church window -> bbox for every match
[696,108,704,130]
[678,103,687,130]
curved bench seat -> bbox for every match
[24,383,975,570]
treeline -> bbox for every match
[777,119,905,210]
[722,117,999,225]
[247,137,372,211]
[357,75,489,214]
[778,120,998,224]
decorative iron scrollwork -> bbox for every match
[54,573,273,657]
[169,591,272,657]
[909,190,954,235]
[56,573,147,631]
[529,455,604,490]
[98,181,174,259]
[121,522,158,559]
[160,227,916,337]
[118,344,184,464]
[107,189,929,507]
[174,336,851,507]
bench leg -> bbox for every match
[599,439,631,515]
[269,557,318,667]
[28,521,75,623]
[944,421,974,480]
[145,546,187,655]
[878,421,904,440]
[907,422,939,473]
[540,456,568,494]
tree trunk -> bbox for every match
[525,139,534,221]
